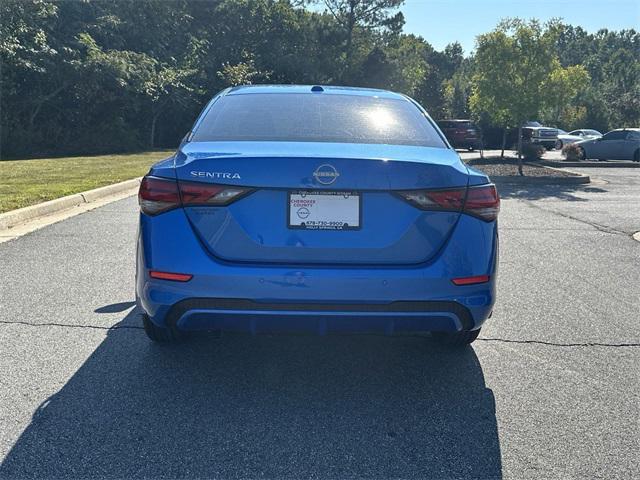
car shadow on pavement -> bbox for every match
[496,182,608,201]
[94,301,137,313]
[0,309,502,479]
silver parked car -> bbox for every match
[555,129,602,149]
[575,128,640,161]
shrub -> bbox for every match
[522,142,545,160]
[562,143,583,160]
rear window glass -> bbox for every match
[192,93,447,148]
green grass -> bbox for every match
[0,150,173,213]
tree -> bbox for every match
[356,34,427,96]
[541,64,590,126]
[319,0,404,81]
[470,19,563,174]
[555,24,640,131]
[1,2,636,159]
[76,33,198,149]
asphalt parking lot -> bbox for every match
[0,166,638,479]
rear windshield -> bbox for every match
[191,93,447,148]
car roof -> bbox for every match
[225,84,406,100]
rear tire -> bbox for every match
[142,313,181,343]
[432,328,481,346]
[555,140,563,150]
[577,147,586,160]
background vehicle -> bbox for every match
[437,119,483,151]
[522,121,558,149]
[136,85,499,346]
[555,129,602,149]
[575,128,640,161]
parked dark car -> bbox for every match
[437,119,483,151]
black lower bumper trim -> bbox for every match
[165,298,474,331]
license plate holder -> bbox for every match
[288,190,361,231]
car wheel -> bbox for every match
[142,313,182,343]
[555,140,563,150]
[432,328,481,346]
[577,146,586,160]
[634,149,639,162]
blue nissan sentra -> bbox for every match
[136,85,499,346]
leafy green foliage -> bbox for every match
[470,19,562,129]
[542,64,590,128]
[0,1,637,158]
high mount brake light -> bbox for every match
[138,176,253,216]
[397,184,500,222]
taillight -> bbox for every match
[138,176,253,215]
[139,176,180,215]
[464,184,500,221]
[178,181,252,206]
[396,184,499,222]
[398,188,465,211]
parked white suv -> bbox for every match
[523,121,558,150]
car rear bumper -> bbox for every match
[160,298,478,334]
[136,208,498,334]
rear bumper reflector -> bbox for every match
[451,275,490,286]
[149,271,193,282]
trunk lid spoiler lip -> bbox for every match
[176,141,465,170]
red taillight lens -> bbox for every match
[397,188,466,211]
[149,270,193,282]
[396,183,499,222]
[464,184,500,222]
[139,176,253,215]
[178,180,252,206]
[139,176,180,215]
[452,275,490,285]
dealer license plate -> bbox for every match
[288,191,361,230]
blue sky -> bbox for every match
[400,0,640,53]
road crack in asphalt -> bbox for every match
[0,320,142,330]
[522,199,631,236]
[1,320,638,347]
[477,337,640,347]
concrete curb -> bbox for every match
[491,174,590,185]
[0,177,141,231]
[465,155,591,185]
[538,160,640,168]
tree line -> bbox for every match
[1,0,638,158]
